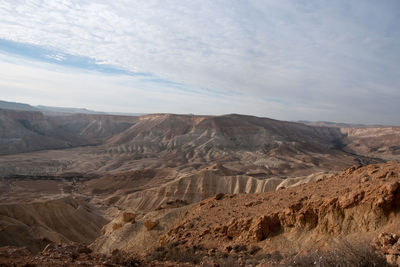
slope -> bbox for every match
[0,109,138,155]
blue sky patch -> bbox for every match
[0,38,146,76]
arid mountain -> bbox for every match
[0,99,143,116]
[299,120,389,128]
[0,111,385,178]
[36,105,106,115]
[0,109,137,155]
[0,100,40,112]
[101,113,363,176]
[1,103,400,266]
[1,106,396,170]
[0,99,104,115]
[0,109,87,155]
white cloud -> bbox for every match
[0,53,291,118]
[0,0,399,124]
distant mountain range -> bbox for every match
[298,120,388,128]
[0,100,40,112]
[0,100,143,116]
[0,99,399,167]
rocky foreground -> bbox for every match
[1,162,400,266]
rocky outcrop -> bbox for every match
[160,163,400,255]
[376,232,400,266]
[100,169,334,212]
[91,205,193,255]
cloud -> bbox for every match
[0,53,282,117]
[0,0,399,124]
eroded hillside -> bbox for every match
[0,109,137,155]
[1,110,400,266]
[93,162,400,265]
[0,112,389,178]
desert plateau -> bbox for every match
[0,101,399,266]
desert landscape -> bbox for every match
[1,1,399,266]
[0,101,400,266]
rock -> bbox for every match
[245,200,262,207]
[386,254,399,265]
[376,232,400,265]
[144,220,159,230]
[249,217,267,242]
[214,193,225,200]
[77,245,92,254]
[112,222,123,231]
[122,212,136,223]
[386,182,400,194]
[379,233,398,246]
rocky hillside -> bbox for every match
[0,196,107,253]
[0,109,137,155]
[157,162,400,262]
[85,162,400,265]
[84,165,335,213]
[0,109,85,155]
[106,114,347,159]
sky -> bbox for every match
[0,0,399,125]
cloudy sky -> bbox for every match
[0,0,399,124]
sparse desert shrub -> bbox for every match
[148,246,168,261]
[148,244,205,264]
[249,245,261,255]
[110,249,142,266]
[286,241,388,267]
[249,250,284,266]
[213,255,241,267]
[232,244,247,253]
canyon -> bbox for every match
[0,102,399,266]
